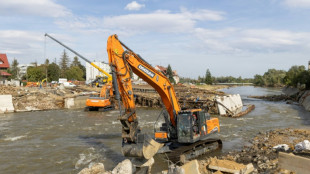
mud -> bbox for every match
[248,94,294,101]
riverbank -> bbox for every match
[0,84,228,113]
[78,128,310,174]
[0,85,97,113]
[199,128,310,173]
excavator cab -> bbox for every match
[177,109,219,143]
[177,109,203,143]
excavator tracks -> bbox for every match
[165,138,222,164]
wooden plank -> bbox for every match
[278,152,310,174]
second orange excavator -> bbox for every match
[107,34,222,162]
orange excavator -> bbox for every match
[45,33,114,111]
[107,34,222,162]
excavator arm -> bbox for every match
[107,34,180,126]
[107,34,181,159]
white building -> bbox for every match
[17,63,35,79]
[86,61,140,83]
[86,62,111,82]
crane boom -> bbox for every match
[45,33,112,82]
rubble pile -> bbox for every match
[0,85,96,112]
[133,84,225,109]
[214,128,310,173]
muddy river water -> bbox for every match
[0,86,310,173]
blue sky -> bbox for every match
[1,0,310,78]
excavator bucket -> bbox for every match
[122,134,163,159]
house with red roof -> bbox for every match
[155,65,179,84]
[0,53,11,80]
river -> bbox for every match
[0,86,309,173]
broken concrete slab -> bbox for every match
[215,94,243,116]
[78,163,106,174]
[0,95,14,113]
[112,159,134,174]
[278,152,310,174]
[208,158,247,174]
[64,98,75,109]
[180,160,200,174]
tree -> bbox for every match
[71,56,86,79]
[8,59,20,80]
[44,59,50,66]
[59,50,70,78]
[66,66,84,81]
[205,69,212,85]
[253,74,264,86]
[27,66,45,82]
[284,65,306,87]
[47,63,60,81]
[252,69,286,87]
[166,64,175,84]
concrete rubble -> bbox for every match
[208,158,254,174]
[78,159,134,174]
[0,95,15,113]
[0,85,100,113]
[202,128,310,174]
[162,160,201,174]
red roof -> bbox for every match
[0,54,10,68]
[0,71,11,76]
[155,65,178,76]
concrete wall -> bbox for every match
[64,96,88,109]
[215,94,243,115]
[0,95,14,113]
[282,87,299,96]
[299,90,310,111]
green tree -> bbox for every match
[45,59,49,66]
[66,66,84,81]
[71,56,86,79]
[253,69,286,87]
[284,65,306,87]
[205,69,212,85]
[8,59,20,80]
[166,64,176,84]
[27,66,45,82]
[47,63,60,81]
[253,74,264,86]
[59,50,70,78]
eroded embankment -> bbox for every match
[0,85,98,112]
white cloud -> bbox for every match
[193,28,310,53]
[0,30,44,60]
[284,0,310,8]
[125,1,145,11]
[55,8,225,35]
[0,0,71,17]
